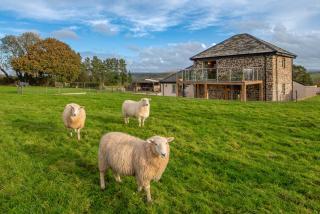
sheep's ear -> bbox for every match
[147,139,156,144]
[166,137,174,143]
[80,106,85,109]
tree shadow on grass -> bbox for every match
[9,117,61,135]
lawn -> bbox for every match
[0,86,319,213]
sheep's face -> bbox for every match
[147,136,174,158]
[70,106,83,117]
[141,98,150,107]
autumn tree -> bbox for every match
[0,32,41,79]
[11,38,81,82]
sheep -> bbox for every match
[62,103,86,141]
[98,132,174,203]
[122,98,150,127]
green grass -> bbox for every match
[0,86,319,213]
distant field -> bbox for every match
[0,86,319,213]
[310,71,320,85]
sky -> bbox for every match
[0,0,320,72]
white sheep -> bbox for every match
[98,132,174,203]
[122,98,150,127]
[62,103,86,141]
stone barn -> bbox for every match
[177,33,297,101]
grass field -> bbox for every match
[0,86,319,213]
[310,71,320,85]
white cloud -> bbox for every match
[270,25,320,69]
[80,51,122,60]
[128,41,206,72]
[51,28,78,39]
[0,0,319,68]
[88,20,120,35]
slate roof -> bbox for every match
[159,72,177,83]
[191,33,296,60]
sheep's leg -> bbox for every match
[137,186,142,192]
[124,117,129,124]
[69,129,73,137]
[114,173,122,183]
[99,158,108,190]
[142,118,145,127]
[100,171,106,190]
[144,184,152,203]
[77,129,81,141]
[138,117,142,127]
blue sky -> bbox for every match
[0,0,319,72]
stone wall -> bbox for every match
[275,56,293,101]
[217,56,264,80]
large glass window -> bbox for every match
[206,61,217,80]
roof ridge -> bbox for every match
[243,33,277,52]
[245,33,296,57]
[190,33,296,59]
[190,34,239,60]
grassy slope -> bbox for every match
[0,86,319,213]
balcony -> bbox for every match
[178,67,263,83]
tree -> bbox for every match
[11,38,81,82]
[0,32,41,79]
[119,59,128,85]
[293,64,313,86]
[0,51,10,78]
[92,56,106,88]
[128,71,132,84]
[77,57,92,82]
[83,56,130,87]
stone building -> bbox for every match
[177,33,296,101]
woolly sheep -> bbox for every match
[62,103,86,141]
[122,98,150,127]
[98,132,174,202]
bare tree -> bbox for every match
[0,32,41,79]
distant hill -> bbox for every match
[131,72,174,82]
[309,71,320,85]
[307,69,320,73]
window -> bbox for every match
[282,58,286,68]
[172,84,176,93]
[282,84,286,95]
[243,68,254,80]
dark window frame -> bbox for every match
[172,84,176,93]
[282,83,286,95]
[282,58,286,68]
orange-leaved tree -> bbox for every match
[11,38,81,82]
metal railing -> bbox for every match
[179,67,262,82]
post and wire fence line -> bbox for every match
[15,81,128,95]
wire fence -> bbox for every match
[15,84,126,95]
